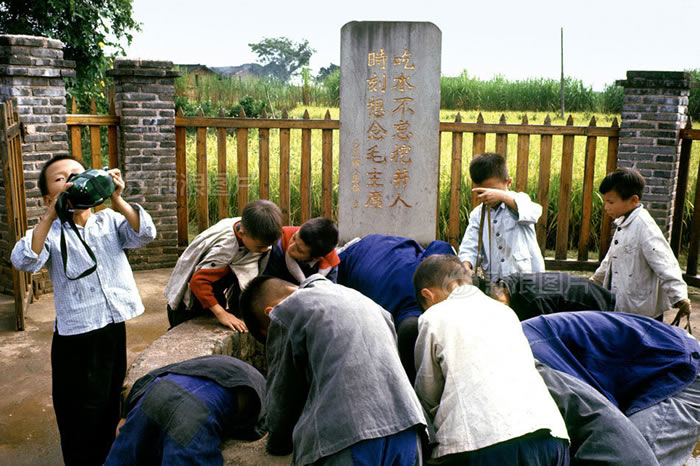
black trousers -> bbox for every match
[397,316,419,384]
[51,322,126,466]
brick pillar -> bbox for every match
[616,71,695,238]
[107,58,180,270]
[0,34,75,295]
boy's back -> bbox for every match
[265,276,425,465]
[415,285,568,458]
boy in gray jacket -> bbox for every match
[240,275,426,465]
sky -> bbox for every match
[122,0,700,91]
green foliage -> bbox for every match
[230,95,267,118]
[316,63,339,82]
[687,69,700,123]
[321,69,340,107]
[440,71,598,112]
[0,0,140,111]
[248,37,315,83]
[301,67,311,105]
[600,83,624,114]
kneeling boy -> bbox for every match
[105,355,265,465]
[164,200,282,331]
[263,217,340,284]
[240,275,426,465]
[523,311,700,466]
[413,255,569,465]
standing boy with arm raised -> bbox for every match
[11,155,156,465]
[458,152,544,281]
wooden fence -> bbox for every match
[1,101,32,330]
[65,97,119,213]
[63,106,700,279]
[441,113,620,271]
[67,97,119,168]
[174,108,338,246]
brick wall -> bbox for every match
[107,58,180,270]
[616,71,694,238]
[0,34,75,296]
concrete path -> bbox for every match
[0,268,172,465]
[0,269,698,465]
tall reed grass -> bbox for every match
[174,68,700,120]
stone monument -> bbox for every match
[338,22,441,244]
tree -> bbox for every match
[316,64,339,83]
[0,0,140,109]
[248,37,314,83]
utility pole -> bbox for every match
[560,27,565,119]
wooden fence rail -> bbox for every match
[66,97,119,170]
[1,100,32,330]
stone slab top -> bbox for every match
[0,34,64,49]
[616,70,698,89]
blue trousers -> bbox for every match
[315,427,422,465]
[105,373,239,466]
[428,430,569,466]
[629,374,700,466]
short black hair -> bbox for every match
[240,200,282,245]
[469,152,509,184]
[299,217,338,258]
[413,254,471,309]
[239,275,277,344]
[38,155,84,196]
[599,168,645,200]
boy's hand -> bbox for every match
[589,276,603,286]
[473,188,515,210]
[43,182,74,222]
[211,304,248,333]
[216,313,248,333]
[108,168,125,200]
[673,299,692,318]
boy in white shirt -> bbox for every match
[458,152,544,281]
[591,167,691,321]
[413,254,569,465]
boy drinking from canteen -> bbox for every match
[458,152,545,280]
[591,167,692,321]
[263,217,340,284]
[11,154,157,465]
[164,199,282,332]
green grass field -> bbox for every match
[181,107,699,254]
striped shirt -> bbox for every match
[11,205,156,336]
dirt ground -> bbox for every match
[0,269,698,465]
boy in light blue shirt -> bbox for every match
[11,154,156,465]
[458,152,545,280]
